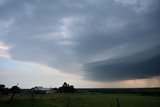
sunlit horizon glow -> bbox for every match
[0,0,160,88]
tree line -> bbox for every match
[1,82,75,94]
[0,84,21,95]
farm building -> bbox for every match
[31,86,54,94]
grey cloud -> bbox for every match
[0,0,160,81]
[84,46,160,81]
[114,0,160,14]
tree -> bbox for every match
[10,85,21,102]
[69,85,75,93]
[0,84,9,95]
[10,86,21,93]
[58,82,75,93]
[0,84,5,92]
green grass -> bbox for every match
[0,93,160,107]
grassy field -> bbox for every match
[0,93,160,107]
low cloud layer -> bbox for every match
[0,0,160,82]
[84,46,160,81]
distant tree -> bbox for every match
[10,86,21,93]
[63,82,68,87]
[52,87,58,93]
[0,84,9,95]
[58,82,75,93]
[0,84,5,92]
[53,87,58,90]
[69,85,75,93]
[10,85,21,102]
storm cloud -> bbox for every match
[84,46,160,81]
[0,0,160,82]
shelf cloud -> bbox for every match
[0,0,160,83]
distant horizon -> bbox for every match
[2,83,160,89]
[3,85,160,89]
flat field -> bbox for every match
[0,93,160,107]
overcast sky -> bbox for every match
[0,0,160,88]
